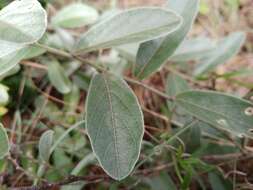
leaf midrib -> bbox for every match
[102,76,120,177]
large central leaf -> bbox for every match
[74,7,182,53]
[86,74,144,180]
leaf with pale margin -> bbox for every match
[0,123,9,159]
[39,130,54,162]
[47,61,72,94]
[86,74,144,180]
[51,3,98,28]
[0,0,47,74]
[135,0,199,79]
[0,44,47,76]
[71,153,96,175]
[194,32,246,76]
[0,48,30,76]
[175,90,253,136]
[74,7,182,53]
[0,65,20,80]
[50,121,84,155]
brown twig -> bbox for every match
[142,106,170,123]
[11,175,108,190]
[35,86,83,112]
[21,61,48,70]
[11,163,173,190]
[124,76,175,101]
[7,155,39,183]
[24,44,175,102]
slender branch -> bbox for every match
[124,76,175,101]
[7,155,40,183]
[75,56,174,101]
[142,106,170,123]
[50,120,85,154]
[134,120,196,171]
[35,43,72,58]
[166,66,210,89]
[11,164,173,190]
[29,44,175,101]
[33,84,83,112]
[12,153,253,190]
[72,54,106,72]
[11,175,108,190]
[21,61,48,70]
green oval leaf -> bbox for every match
[0,65,20,80]
[47,61,72,94]
[194,32,246,76]
[135,0,199,79]
[70,152,96,175]
[170,37,215,62]
[0,44,46,77]
[0,0,47,58]
[0,123,9,159]
[86,74,144,180]
[39,130,54,162]
[0,48,30,76]
[175,90,253,136]
[51,3,99,28]
[74,7,182,53]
